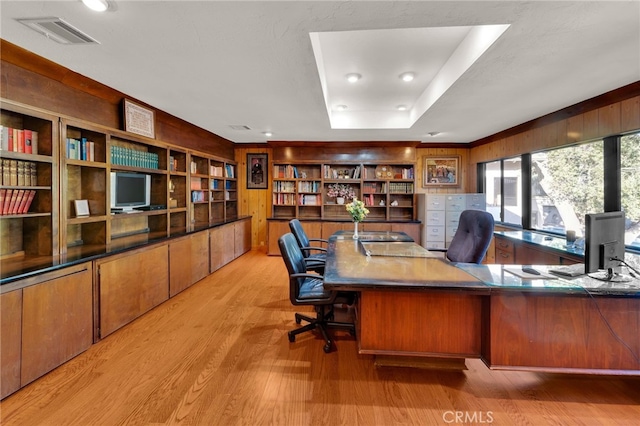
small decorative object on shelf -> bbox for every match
[327,183,355,205]
[346,197,369,239]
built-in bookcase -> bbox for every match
[0,100,239,269]
[189,154,237,227]
[0,101,59,268]
[271,162,415,221]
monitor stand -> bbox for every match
[590,268,633,283]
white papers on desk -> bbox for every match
[504,266,558,280]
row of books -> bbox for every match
[189,163,232,178]
[388,182,414,193]
[0,126,38,154]
[298,181,320,192]
[299,194,321,205]
[66,138,97,161]
[273,164,298,179]
[274,181,295,193]
[191,190,208,202]
[1,160,38,186]
[110,146,159,169]
[363,182,387,194]
[273,193,297,205]
[169,155,180,172]
[0,189,36,215]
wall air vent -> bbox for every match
[17,17,99,44]
[229,125,251,130]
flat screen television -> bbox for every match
[110,171,151,212]
[585,211,627,281]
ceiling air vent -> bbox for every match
[229,125,251,131]
[17,17,99,44]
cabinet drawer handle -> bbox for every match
[500,253,510,258]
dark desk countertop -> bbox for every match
[1,216,251,286]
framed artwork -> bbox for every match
[74,199,90,217]
[247,153,268,189]
[123,98,155,139]
[423,155,460,187]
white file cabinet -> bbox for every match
[418,193,486,249]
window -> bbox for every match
[531,141,604,237]
[485,161,501,222]
[621,132,640,249]
[483,157,522,226]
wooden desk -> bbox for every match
[324,233,640,374]
[324,233,488,359]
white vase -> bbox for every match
[353,221,359,239]
[336,197,345,205]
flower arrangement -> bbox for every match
[346,197,369,222]
[327,183,356,199]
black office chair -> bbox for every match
[289,219,327,274]
[437,210,495,264]
[279,233,355,353]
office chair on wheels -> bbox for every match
[278,233,355,353]
[289,219,328,274]
[435,209,495,264]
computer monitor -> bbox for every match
[584,211,626,281]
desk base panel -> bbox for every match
[358,290,483,358]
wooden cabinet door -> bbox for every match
[234,219,251,258]
[267,221,291,255]
[210,224,235,272]
[21,264,93,386]
[98,245,169,338]
[169,232,210,297]
[1,290,22,399]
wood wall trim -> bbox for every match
[470,81,640,148]
[0,39,235,159]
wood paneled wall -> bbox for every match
[235,147,271,251]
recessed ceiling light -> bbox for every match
[82,0,109,12]
[262,131,273,137]
[345,73,361,83]
[335,105,348,111]
[399,72,415,82]
[396,105,408,111]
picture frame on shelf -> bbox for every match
[423,155,460,188]
[247,153,268,189]
[122,98,155,139]
[73,199,90,217]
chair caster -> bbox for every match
[323,342,332,353]
[288,332,296,343]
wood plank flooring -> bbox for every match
[1,250,639,425]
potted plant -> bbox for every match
[327,183,355,205]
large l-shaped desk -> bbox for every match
[323,232,640,375]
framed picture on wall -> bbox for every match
[247,153,268,189]
[422,155,460,188]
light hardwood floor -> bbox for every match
[1,250,639,425]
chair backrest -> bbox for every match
[446,210,495,264]
[279,232,333,305]
[289,219,311,257]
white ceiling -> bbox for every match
[1,1,639,144]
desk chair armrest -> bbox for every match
[301,246,327,253]
[428,248,447,253]
[304,258,325,265]
[309,238,329,245]
[291,272,325,280]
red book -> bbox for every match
[16,129,25,153]
[10,189,25,214]
[1,189,11,214]
[8,128,14,152]
[0,189,5,214]
[24,129,33,154]
[20,190,36,214]
[6,189,19,214]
